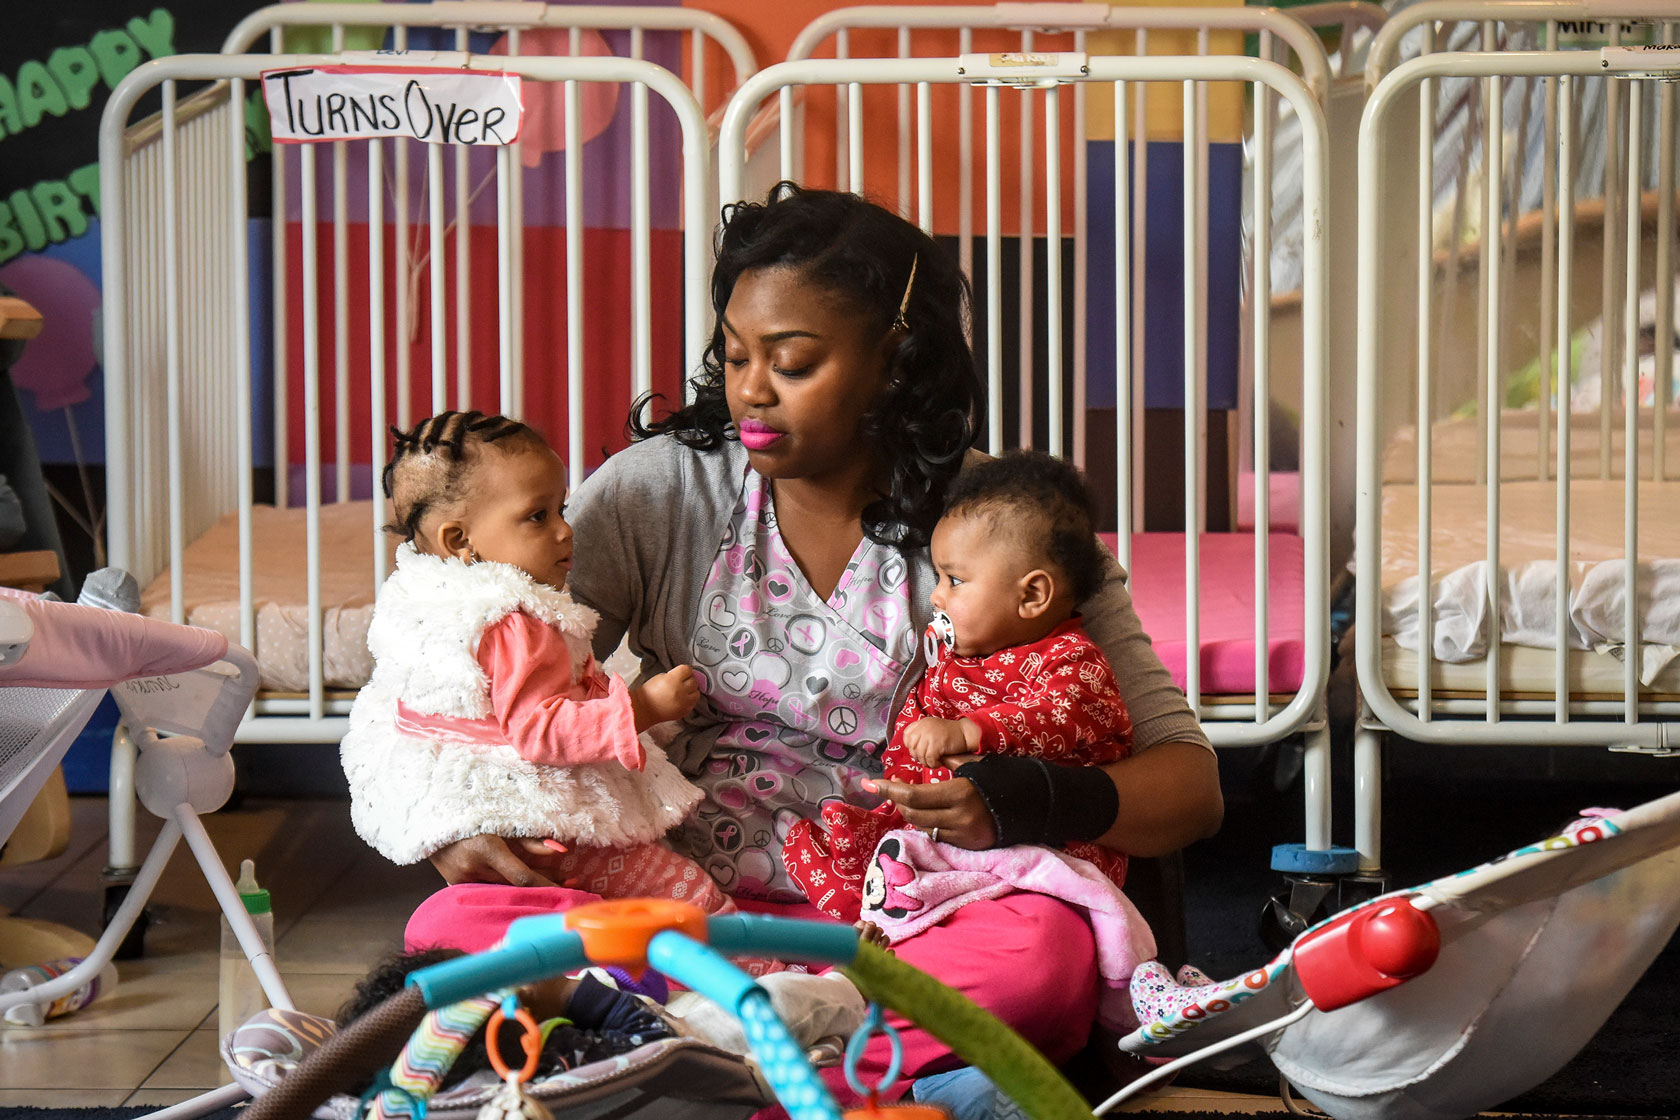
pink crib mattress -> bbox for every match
[1101,532,1308,696]
[1235,470,1301,533]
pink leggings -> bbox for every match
[546,842,734,914]
[407,849,808,976]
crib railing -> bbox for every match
[774,4,1334,480]
[720,52,1330,755]
[1355,46,1680,871]
[108,85,248,608]
[1367,2,1680,490]
[223,3,755,502]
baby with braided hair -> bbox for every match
[341,411,727,912]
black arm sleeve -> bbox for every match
[955,755,1120,848]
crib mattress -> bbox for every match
[1380,636,1680,699]
[148,510,1308,700]
[1378,479,1680,658]
[1104,532,1307,698]
[140,502,389,694]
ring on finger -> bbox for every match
[930,826,940,844]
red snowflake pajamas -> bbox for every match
[783,617,1133,923]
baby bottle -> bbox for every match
[1,957,119,1026]
[218,858,276,1050]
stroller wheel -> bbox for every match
[102,882,150,961]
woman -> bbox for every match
[412,183,1222,1095]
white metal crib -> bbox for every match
[97,1,748,902]
[1354,8,1680,875]
[99,40,716,921]
[756,3,1352,866]
[717,40,1330,816]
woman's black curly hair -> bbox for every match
[630,182,983,549]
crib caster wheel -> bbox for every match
[102,882,150,961]
[1260,874,1336,952]
[1260,867,1393,953]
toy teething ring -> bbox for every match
[485,1003,543,1084]
[842,1003,904,1100]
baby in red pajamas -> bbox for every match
[783,451,1132,924]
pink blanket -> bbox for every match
[859,830,1155,1031]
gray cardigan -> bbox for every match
[567,436,1211,774]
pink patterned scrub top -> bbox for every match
[678,467,917,902]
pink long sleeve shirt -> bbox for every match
[396,610,644,771]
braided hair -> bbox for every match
[630,182,983,550]
[382,411,544,545]
[942,450,1109,603]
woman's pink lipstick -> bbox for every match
[737,419,785,450]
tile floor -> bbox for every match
[0,794,1535,1116]
[0,796,438,1109]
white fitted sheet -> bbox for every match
[1380,637,1680,699]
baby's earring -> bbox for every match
[467,545,482,564]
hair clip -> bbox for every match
[891,254,918,332]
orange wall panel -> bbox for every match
[687,0,1246,237]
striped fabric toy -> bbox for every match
[368,990,509,1120]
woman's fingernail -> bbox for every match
[861,780,878,793]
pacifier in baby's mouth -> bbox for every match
[923,610,956,663]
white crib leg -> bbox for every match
[1302,706,1332,854]
[100,721,150,957]
[1354,713,1384,873]
[105,721,140,877]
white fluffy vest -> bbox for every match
[365,544,601,720]
[341,545,702,864]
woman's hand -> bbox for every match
[863,776,997,850]
[428,835,569,887]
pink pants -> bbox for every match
[404,849,802,977]
[740,892,1099,1108]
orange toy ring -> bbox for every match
[485,1004,544,1083]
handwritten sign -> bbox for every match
[955,51,1088,87]
[261,64,523,145]
[1557,19,1654,48]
